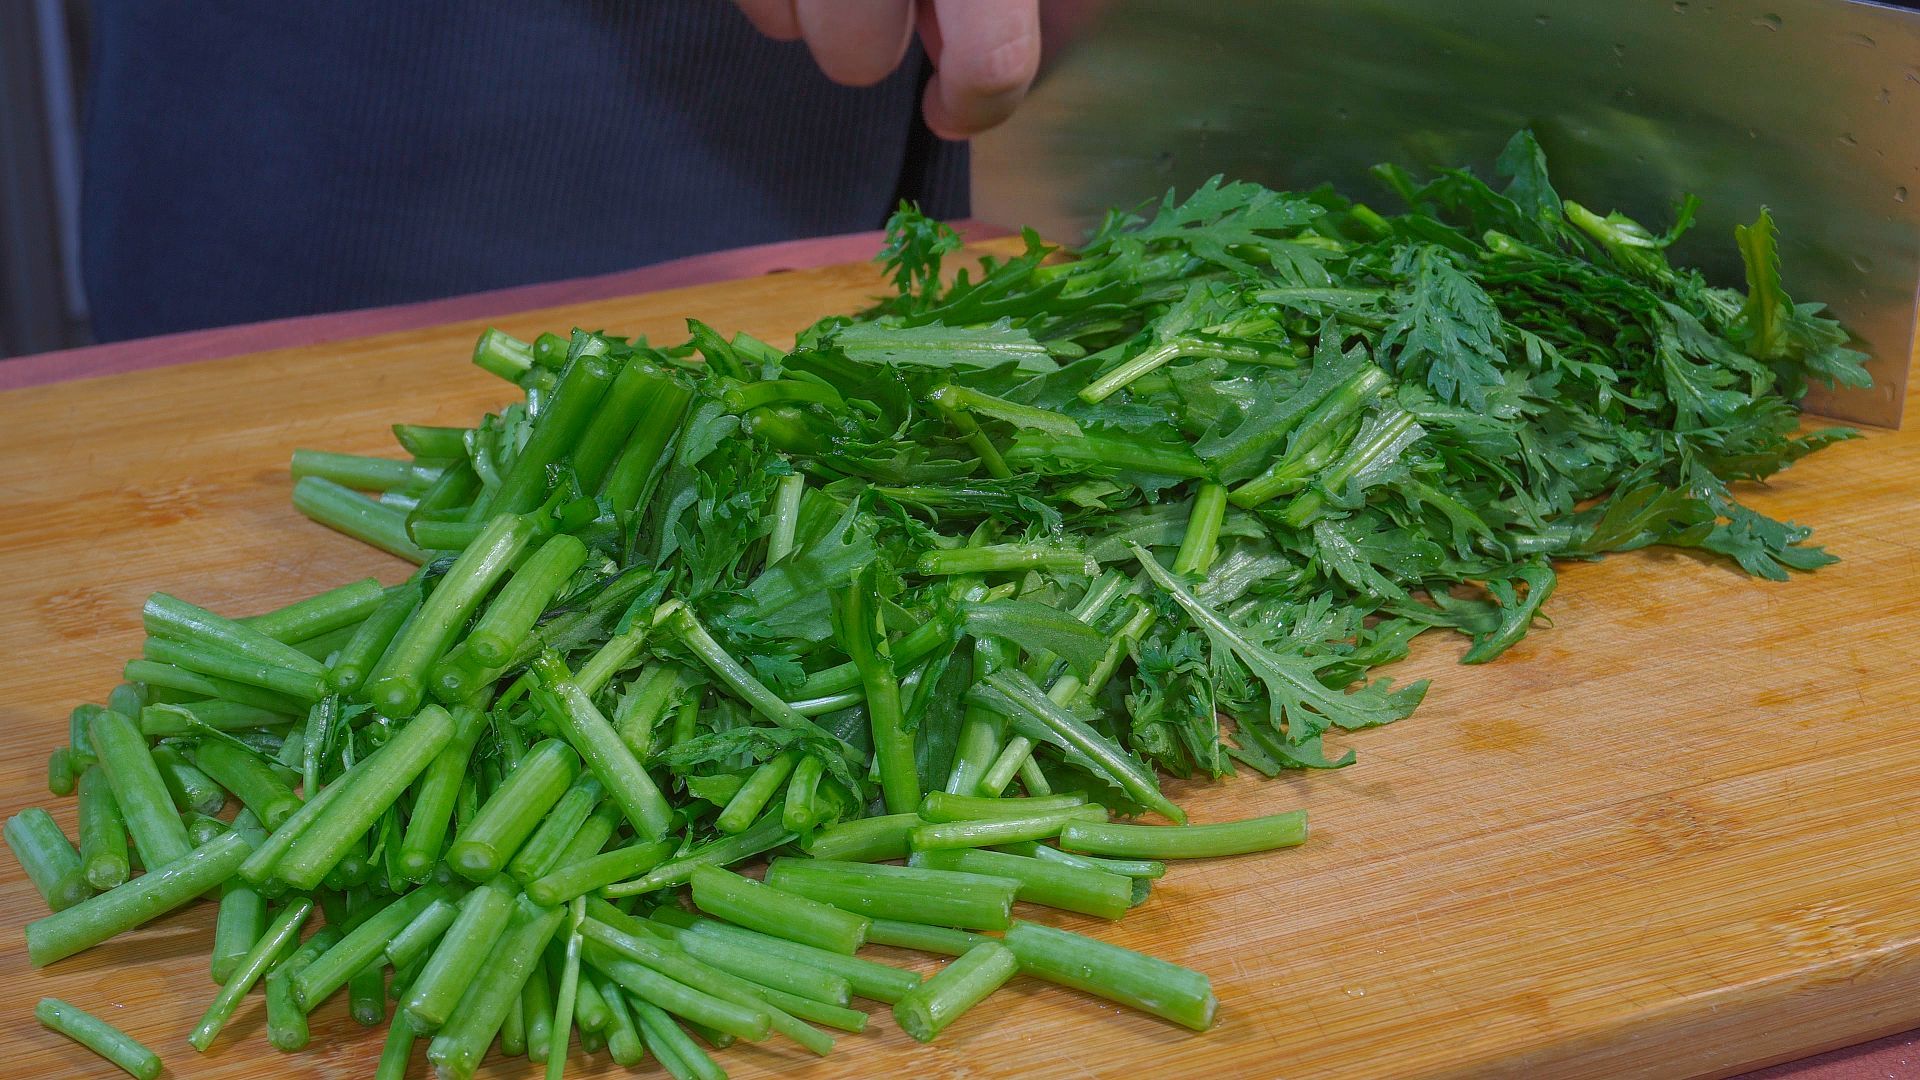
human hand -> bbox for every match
[733,0,1042,140]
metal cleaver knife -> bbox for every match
[971,0,1920,426]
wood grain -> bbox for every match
[2,243,1916,1080]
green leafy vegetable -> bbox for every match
[6,132,1867,1074]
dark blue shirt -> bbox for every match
[82,1,967,341]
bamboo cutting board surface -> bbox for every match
[1,245,1917,1080]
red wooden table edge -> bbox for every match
[3,223,1907,1080]
[0,221,1009,391]
[1741,1030,1917,1080]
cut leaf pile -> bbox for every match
[8,132,1865,1079]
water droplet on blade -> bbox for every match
[1754,13,1783,30]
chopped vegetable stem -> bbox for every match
[660,914,922,1003]
[292,884,451,1012]
[327,580,421,695]
[892,941,1018,1042]
[193,740,299,828]
[424,896,566,1077]
[865,918,994,956]
[447,738,578,881]
[630,994,725,1080]
[367,513,536,715]
[403,874,519,1029]
[291,476,429,562]
[599,365,695,515]
[189,896,313,1049]
[397,703,488,879]
[801,812,919,863]
[603,811,794,898]
[210,814,268,983]
[715,749,797,834]
[1059,811,1309,859]
[89,710,193,870]
[277,706,455,889]
[35,997,163,1079]
[508,773,607,884]
[147,743,227,815]
[763,858,1018,931]
[5,809,91,912]
[1002,920,1216,1031]
[266,926,339,1051]
[912,847,1133,919]
[690,864,870,954]
[469,533,589,666]
[529,658,674,840]
[587,942,772,1043]
[527,839,676,908]
[26,830,253,967]
[76,766,130,890]
[386,896,460,970]
[582,918,833,1054]
[908,806,1109,852]
[241,577,386,643]
[549,902,585,1079]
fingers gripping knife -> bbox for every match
[972,0,1920,425]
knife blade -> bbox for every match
[972,0,1919,425]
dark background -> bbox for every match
[3,0,89,357]
[0,0,965,358]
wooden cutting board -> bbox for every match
[2,244,1917,1080]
